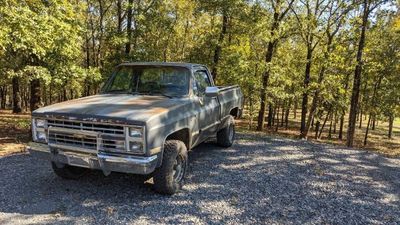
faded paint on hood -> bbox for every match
[33,94,187,124]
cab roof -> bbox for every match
[118,62,206,69]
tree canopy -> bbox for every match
[0,0,399,146]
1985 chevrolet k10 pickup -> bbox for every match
[28,62,243,194]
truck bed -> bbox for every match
[216,85,243,119]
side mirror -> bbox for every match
[205,86,219,97]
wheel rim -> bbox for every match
[173,155,186,182]
[228,124,234,142]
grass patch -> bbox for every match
[0,110,31,156]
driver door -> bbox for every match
[192,70,220,141]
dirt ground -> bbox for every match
[0,133,399,224]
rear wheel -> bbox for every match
[51,162,89,180]
[153,140,188,195]
[217,116,235,147]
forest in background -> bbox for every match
[0,0,399,150]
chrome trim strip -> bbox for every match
[191,130,200,136]
[48,143,98,154]
[201,121,220,131]
[43,117,142,128]
[48,126,100,137]
[97,153,157,165]
[28,142,158,174]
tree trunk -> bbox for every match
[318,110,331,139]
[388,115,394,139]
[12,77,22,113]
[272,105,277,126]
[280,104,285,127]
[300,44,313,136]
[347,0,369,147]
[315,121,320,139]
[333,113,337,134]
[285,101,291,129]
[364,114,372,146]
[257,6,282,131]
[49,83,53,105]
[125,0,133,55]
[249,97,254,130]
[85,33,90,68]
[30,79,41,111]
[21,87,27,112]
[311,117,314,129]
[303,36,333,139]
[267,104,274,127]
[372,116,376,130]
[328,114,333,139]
[339,112,345,140]
[275,103,280,132]
[211,13,228,81]
[0,86,6,109]
[117,0,123,33]
[63,87,67,101]
[293,99,297,119]
[42,85,46,106]
[257,41,275,131]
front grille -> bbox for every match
[47,119,124,135]
[101,139,125,152]
[47,119,127,152]
[49,132,97,149]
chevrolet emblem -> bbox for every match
[72,133,85,139]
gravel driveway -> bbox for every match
[0,133,399,225]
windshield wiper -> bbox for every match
[133,91,173,99]
[157,93,173,99]
[105,90,129,94]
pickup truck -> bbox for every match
[28,62,243,194]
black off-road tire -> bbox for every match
[153,140,188,195]
[217,116,235,147]
[51,162,89,180]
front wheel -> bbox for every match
[153,140,188,195]
[216,116,235,147]
[51,162,89,180]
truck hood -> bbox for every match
[32,94,187,124]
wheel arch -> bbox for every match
[165,128,191,150]
[230,107,240,118]
[155,128,191,168]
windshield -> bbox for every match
[102,66,190,97]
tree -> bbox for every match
[301,0,351,139]
[291,0,331,137]
[256,0,295,131]
[346,0,387,147]
[0,0,84,112]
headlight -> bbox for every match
[129,127,143,138]
[35,131,47,142]
[36,119,46,128]
[32,118,47,143]
[128,141,143,154]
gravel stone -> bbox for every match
[0,133,399,224]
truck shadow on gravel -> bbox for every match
[0,133,399,224]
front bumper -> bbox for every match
[27,142,158,175]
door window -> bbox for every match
[193,70,211,96]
